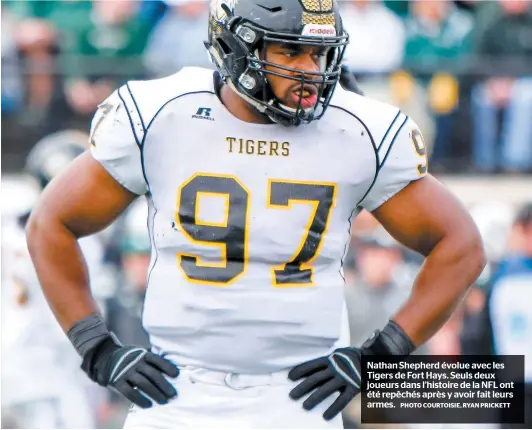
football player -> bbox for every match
[26,0,485,428]
[2,179,95,429]
[2,132,117,428]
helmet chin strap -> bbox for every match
[276,102,314,115]
[208,43,271,118]
[226,75,302,126]
[225,78,272,118]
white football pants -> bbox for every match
[123,366,344,429]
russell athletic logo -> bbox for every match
[192,107,215,121]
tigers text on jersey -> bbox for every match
[90,67,427,373]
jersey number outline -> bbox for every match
[267,180,336,287]
[176,174,337,287]
[410,128,427,175]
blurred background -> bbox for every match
[1,0,532,428]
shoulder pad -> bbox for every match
[120,67,216,136]
[329,86,402,146]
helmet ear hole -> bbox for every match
[217,38,232,56]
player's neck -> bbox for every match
[219,84,273,124]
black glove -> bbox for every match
[81,335,179,409]
[288,346,363,420]
[288,320,415,421]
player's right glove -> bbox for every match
[68,314,179,409]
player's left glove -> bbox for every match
[288,320,415,421]
[288,345,363,421]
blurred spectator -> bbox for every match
[471,0,532,173]
[459,200,516,356]
[340,0,405,76]
[459,276,494,356]
[4,0,93,122]
[62,0,152,118]
[1,7,23,115]
[138,0,169,28]
[404,0,474,67]
[383,0,410,18]
[403,0,475,170]
[470,0,503,47]
[344,228,413,348]
[488,202,532,427]
[470,200,516,263]
[1,175,96,429]
[106,199,151,348]
[144,0,211,78]
[5,1,55,118]
[343,223,423,427]
[426,307,464,356]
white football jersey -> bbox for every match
[90,67,427,373]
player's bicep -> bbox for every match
[35,151,138,238]
[372,175,476,256]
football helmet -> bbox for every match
[205,0,349,126]
[25,130,90,189]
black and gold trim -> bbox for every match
[175,173,250,286]
[300,0,333,12]
[267,179,337,287]
[301,12,335,26]
[410,128,428,175]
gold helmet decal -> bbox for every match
[300,0,336,31]
[211,0,238,22]
[302,13,335,26]
[209,0,238,35]
[301,0,333,12]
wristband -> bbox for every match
[362,320,416,357]
[66,314,111,357]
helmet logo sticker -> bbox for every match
[301,24,336,37]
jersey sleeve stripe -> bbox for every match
[117,86,145,148]
[377,111,407,165]
[378,114,409,171]
[143,195,158,321]
[328,105,379,281]
[377,110,401,151]
[126,82,146,133]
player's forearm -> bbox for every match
[392,232,486,347]
[26,212,100,332]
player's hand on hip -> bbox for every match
[288,320,416,421]
[81,335,179,409]
[288,347,363,421]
